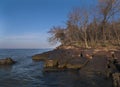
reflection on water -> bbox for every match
[0,49,112,87]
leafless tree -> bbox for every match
[98,0,120,41]
[48,26,66,45]
[48,0,120,48]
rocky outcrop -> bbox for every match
[32,45,120,87]
[33,47,120,71]
[43,49,90,71]
[0,58,15,65]
[43,58,89,72]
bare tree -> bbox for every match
[79,10,89,48]
[98,0,120,41]
[66,8,82,44]
[48,0,120,48]
[48,26,66,45]
[66,9,90,48]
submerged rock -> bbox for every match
[0,58,15,65]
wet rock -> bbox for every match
[112,73,120,87]
[0,58,15,65]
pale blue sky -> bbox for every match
[0,0,97,49]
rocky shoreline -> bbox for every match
[0,45,120,87]
[32,45,120,87]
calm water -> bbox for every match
[0,49,112,87]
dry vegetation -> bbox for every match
[48,0,120,48]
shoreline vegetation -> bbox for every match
[32,0,120,86]
[48,0,120,49]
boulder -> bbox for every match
[0,58,15,65]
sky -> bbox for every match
[0,0,97,49]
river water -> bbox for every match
[0,49,112,87]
